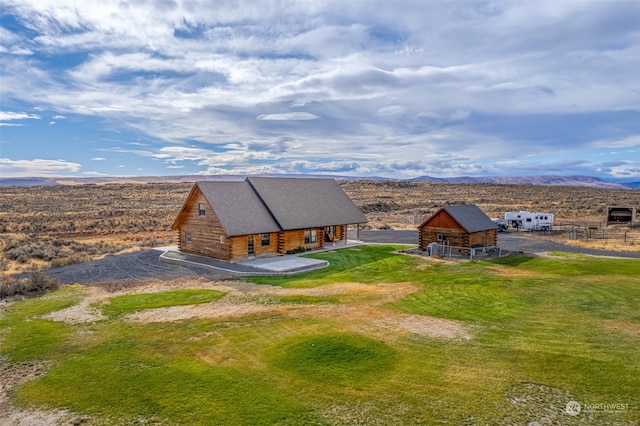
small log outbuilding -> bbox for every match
[418,204,498,250]
[172,177,368,262]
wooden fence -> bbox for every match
[515,222,640,245]
[406,216,640,246]
[566,229,640,244]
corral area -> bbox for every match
[1,181,639,275]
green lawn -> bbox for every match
[1,246,638,424]
[98,289,226,319]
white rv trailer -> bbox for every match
[504,211,554,231]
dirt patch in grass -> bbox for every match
[42,277,257,324]
[0,357,51,414]
[502,382,578,424]
[39,279,472,341]
[39,284,105,324]
[0,356,83,425]
[124,281,472,340]
[0,407,84,426]
[372,314,472,340]
[486,266,552,279]
[601,319,640,337]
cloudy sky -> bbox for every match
[1,1,639,180]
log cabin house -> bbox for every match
[172,177,368,262]
[418,204,498,250]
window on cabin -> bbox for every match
[198,203,206,216]
[185,231,192,243]
[304,229,317,244]
[261,233,270,246]
[437,233,446,241]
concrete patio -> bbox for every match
[158,239,363,276]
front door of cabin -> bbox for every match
[325,226,335,242]
[247,235,255,257]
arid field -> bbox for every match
[1,180,639,274]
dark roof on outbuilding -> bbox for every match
[420,204,497,233]
[174,177,367,236]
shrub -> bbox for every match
[286,246,308,254]
[3,235,128,270]
[50,255,90,269]
[0,272,60,299]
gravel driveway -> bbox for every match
[45,249,233,285]
[351,229,640,259]
[497,231,640,258]
[43,231,639,285]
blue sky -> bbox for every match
[1,0,639,180]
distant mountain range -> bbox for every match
[1,174,638,189]
[407,175,640,189]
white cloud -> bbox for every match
[91,157,106,161]
[608,165,640,178]
[0,158,82,176]
[589,135,640,149]
[0,1,638,178]
[256,112,320,121]
[0,111,41,121]
[376,105,406,117]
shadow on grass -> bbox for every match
[487,254,537,267]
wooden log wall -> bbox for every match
[469,229,498,247]
[279,228,324,253]
[420,228,468,249]
[178,191,230,260]
[228,232,279,261]
[420,227,497,249]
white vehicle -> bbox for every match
[504,211,554,231]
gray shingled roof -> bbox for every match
[196,181,281,236]
[442,204,498,233]
[247,177,368,230]
[187,177,367,236]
